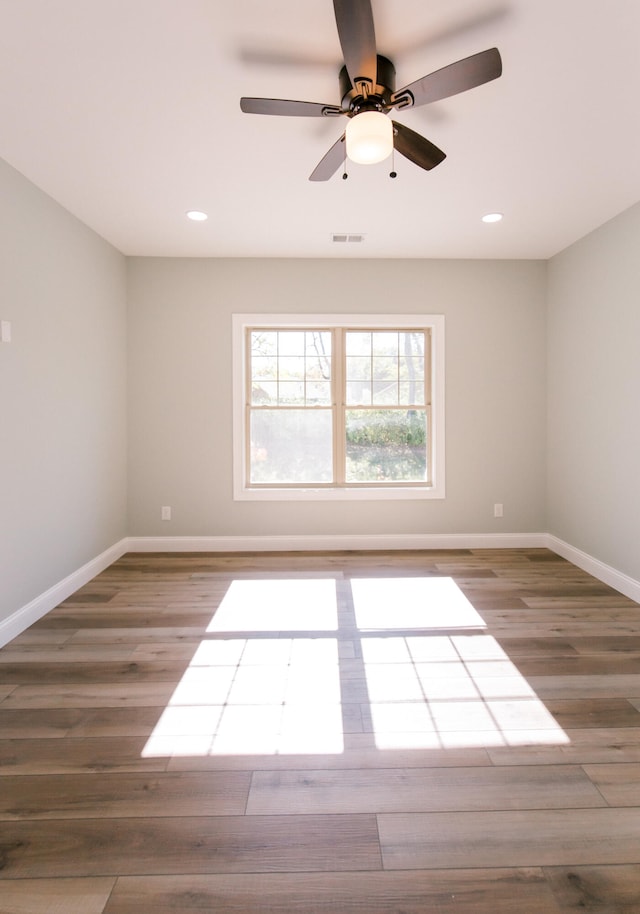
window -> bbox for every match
[232,314,445,501]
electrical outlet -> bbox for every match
[494,503,503,518]
[161,506,171,521]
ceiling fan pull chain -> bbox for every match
[390,143,397,179]
[342,143,349,180]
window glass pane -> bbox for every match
[251,331,277,357]
[399,332,424,359]
[306,359,331,386]
[345,409,427,483]
[279,356,306,381]
[346,354,371,405]
[251,356,276,382]
[307,381,332,405]
[345,331,371,356]
[347,380,372,406]
[277,331,306,356]
[346,355,371,381]
[277,381,305,405]
[399,382,425,406]
[250,410,333,484]
[401,356,424,383]
[306,360,331,382]
[372,356,397,380]
[251,381,277,404]
[372,332,399,356]
[306,331,331,359]
[372,380,398,405]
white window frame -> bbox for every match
[232,313,445,501]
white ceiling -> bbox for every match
[1,0,639,259]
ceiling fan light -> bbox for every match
[346,111,393,165]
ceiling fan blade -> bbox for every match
[392,121,446,171]
[240,97,343,117]
[391,47,502,110]
[333,0,377,88]
[309,133,346,181]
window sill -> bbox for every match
[233,485,445,501]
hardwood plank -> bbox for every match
[0,814,381,878]
[582,763,640,806]
[545,698,640,729]
[0,770,251,819]
[67,627,204,643]
[5,629,72,645]
[0,644,137,663]
[515,656,640,676]
[480,609,640,625]
[0,682,176,709]
[0,659,194,685]
[495,638,580,658]
[0,708,88,738]
[27,611,215,629]
[378,808,640,869]
[65,706,172,738]
[104,869,563,914]
[246,765,604,815]
[488,728,640,766]
[544,864,640,911]
[129,641,204,662]
[527,675,640,699]
[63,590,118,603]
[0,737,168,774]
[0,706,181,740]
[569,636,640,655]
[0,877,115,913]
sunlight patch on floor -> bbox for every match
[364,632,569,750]
[142,634,344,757]
[142,576,569,757]
[351,576,486,630]
[206,578,338,632]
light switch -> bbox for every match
[0,320,11,343]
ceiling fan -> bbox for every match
[240,0,502,181]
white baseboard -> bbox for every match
[2,532,637,648]
[125,532,548,553]
[0,539,129,649]
[546,535,640,604]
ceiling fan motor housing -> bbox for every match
[339,54,396,116]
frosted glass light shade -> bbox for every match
[346,111,393,164]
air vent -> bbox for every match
[332,233,365,243]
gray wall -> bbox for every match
[127,257,547,538]
[547,202,640,581]
[0,159,127,624]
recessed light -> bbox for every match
[482,212,503,223]
[186,210,208,222]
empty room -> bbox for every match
[1,1,639,912]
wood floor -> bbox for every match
[1,548,640,912]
